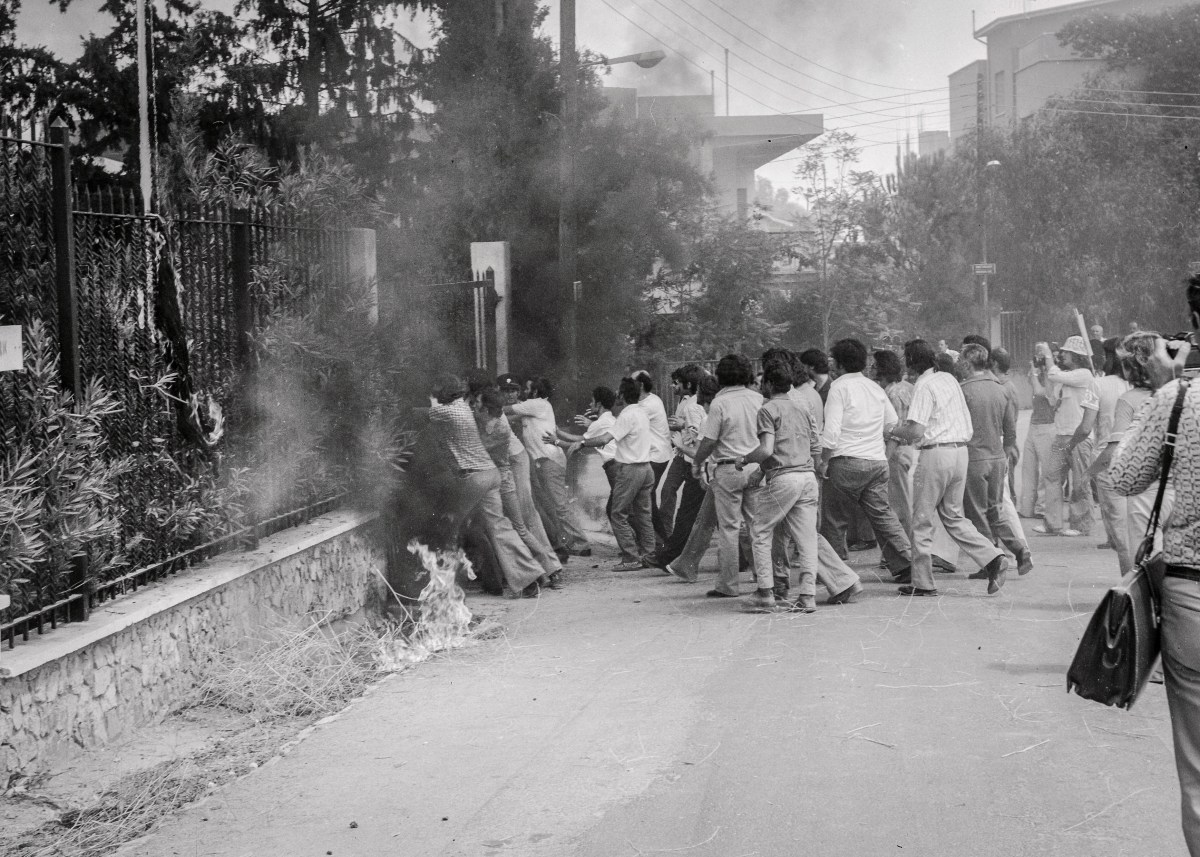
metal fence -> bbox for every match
[387,276,500,385]
[1,129,356,648]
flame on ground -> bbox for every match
[375,539,477,671]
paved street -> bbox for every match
[122,517,1185,857]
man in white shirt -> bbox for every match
[577,378,656,571]
[890,340,1007,596]
[1035,336,1100,537]
[551,385,618,516]
[506,376,591,559]
[819,338,913,581]
[692,354,764,599]
[631,370,674,544]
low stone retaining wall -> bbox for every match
[0,509,385,775]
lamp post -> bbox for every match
[560,0,662,396]
[978,158,1001,336]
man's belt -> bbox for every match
[1166,564,1200,583]
[713,457,739,465]
[918,442,966,450]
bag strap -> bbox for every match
[1145,378,1190,539]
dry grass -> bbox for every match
[189,617,406,720]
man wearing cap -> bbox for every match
[1034,336,1099,537]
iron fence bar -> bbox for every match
[49,123,91,625]
[0,134,59,149]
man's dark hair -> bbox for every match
[715,353,754,387]
[872,349,904,385]
[962,334,992,357]
[830,338,868,374]
[799,348,830,376]
[697,375,720,405]
[761,347,793,366]
[618,377,641,405]
[761,359,793,393]
[1102,337,1124,378]
[432,373,465,404]
[904,339,937,375]
[1188,273,1200,323]
[480,387,505,417]
[935,353,957,373]
[672,363,704,394]
[631,370,653,393]
[789,352,812,385]
[529,377,554,399]
[960,343,990,372]
[991,346,1012,375]
[592,385,617,410]
[465,368,494,396]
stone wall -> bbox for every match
[0,509,386,775]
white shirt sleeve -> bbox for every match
[819,384,844,450]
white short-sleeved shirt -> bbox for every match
[638,392,673,464]
[609,403,652,464]
[674,395,707,463]
[908,369,974,445]
[584,411,618,463]
[819,372,897,461]
[509,398,566,465]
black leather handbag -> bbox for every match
[1066,379,1189,710]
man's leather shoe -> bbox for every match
[932,555,957,574]
[848,540,878,552]
[1017,550,1033,576]
[706,589,737,598]
[893,568,912,585]
[827,582,863,605]
[898,585,938,596]
[984,555,1008,594]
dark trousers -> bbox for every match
[657,455,689,541]
[656,468,705,565]
[602,459,618,518]
[963,457,1027,558]
[820,456,912,575]
[650,459,670,545]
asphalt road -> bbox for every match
[121,516,1186,857]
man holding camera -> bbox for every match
[1109,276,1200,855]
[1034,336,1099,537]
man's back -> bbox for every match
[961,376,1015,461]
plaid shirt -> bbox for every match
[908,369,973,445]
[429,399,495,472]
[1110,379,1200,567]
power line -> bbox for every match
[634,0,947,119]
[689,0,933,94]
[649,0,933,104]
[1041,106,1200,121]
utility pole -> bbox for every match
[136,0,151,213]
[724,48,730,116]
[559,0,580,397]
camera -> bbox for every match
[1166,331,1200,377]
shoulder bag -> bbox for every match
[1066,379,1190,709]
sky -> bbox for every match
[16,0,1072,192]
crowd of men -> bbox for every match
[416,330,1126,611]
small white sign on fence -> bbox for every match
[0,326,22,372]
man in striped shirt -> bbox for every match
[889,340,1008,596]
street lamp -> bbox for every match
[978,158,1001,337]
[560,0,664,398]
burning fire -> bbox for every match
[376,540,476,671]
